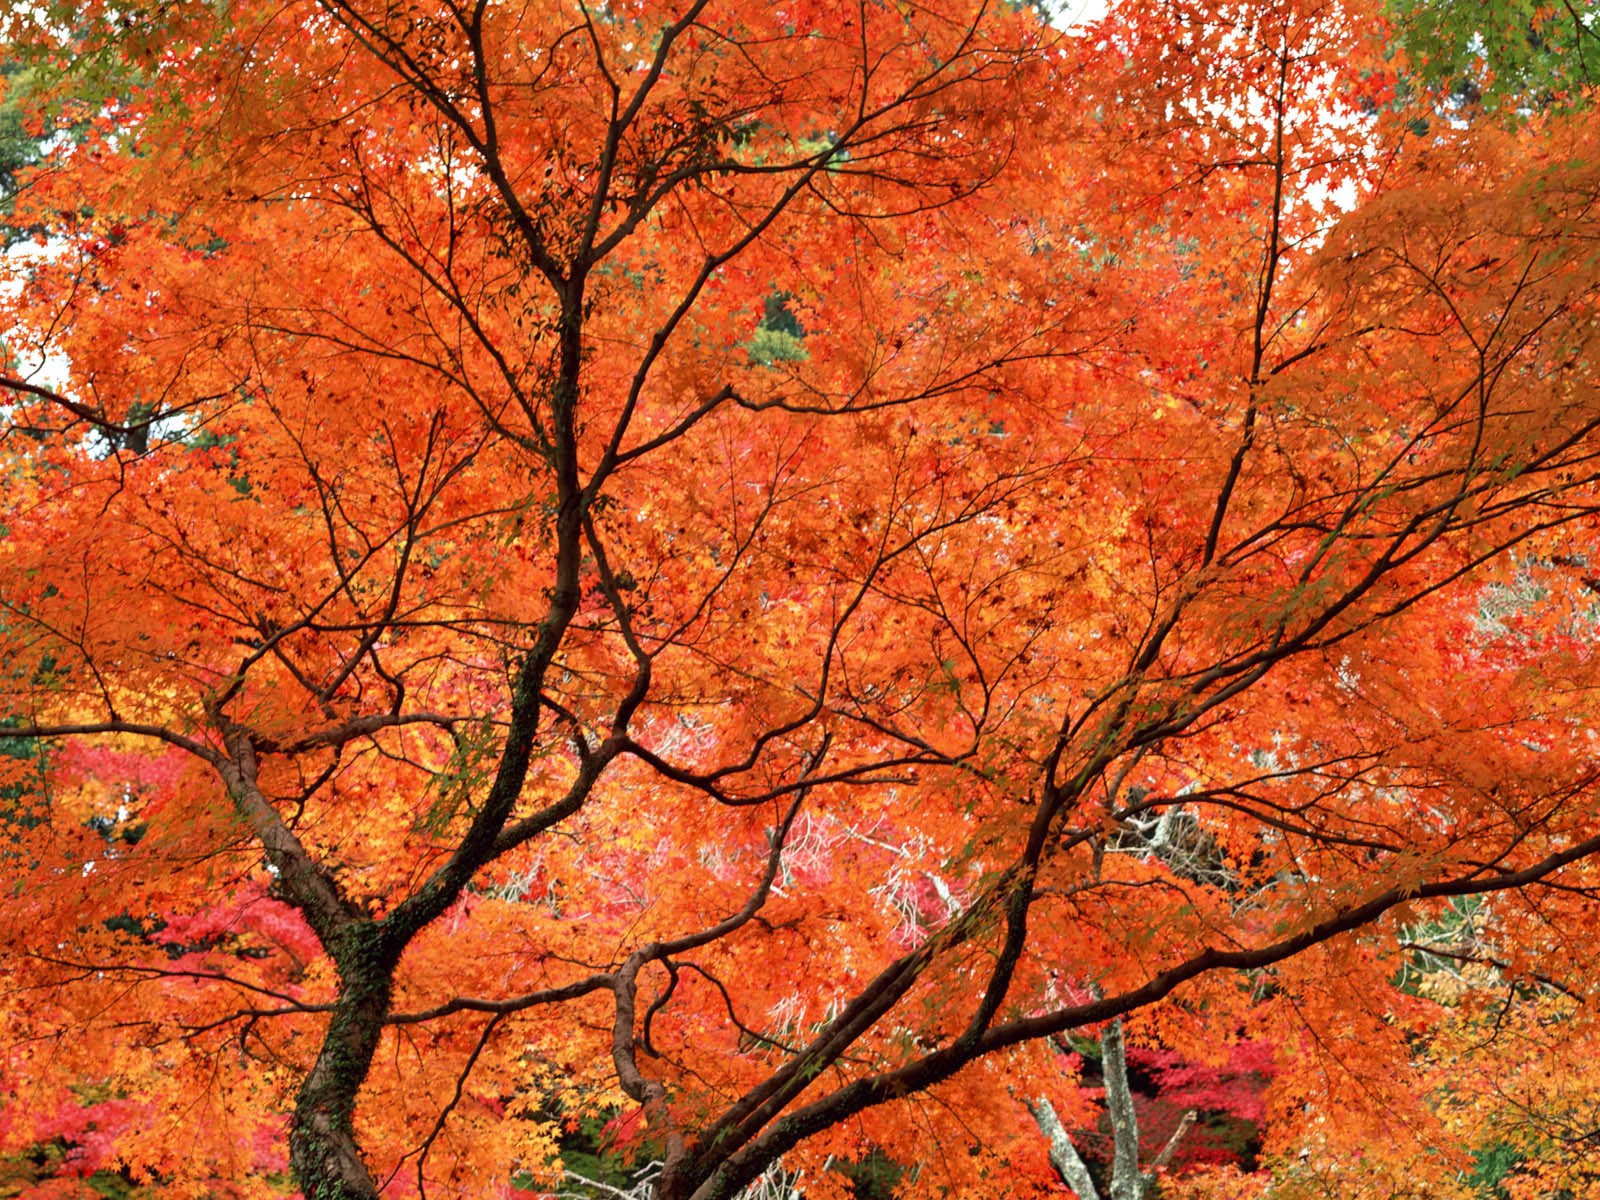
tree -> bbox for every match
[1383,0,1600,113]
[4,0,1600,1198]
[1028,1018,1198,1200]
[1257,891,1600,1200]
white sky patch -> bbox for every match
[2,237,73,394]
[1054,0,1112,27]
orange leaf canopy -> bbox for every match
[2,0,1600,1197]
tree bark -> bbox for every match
[288,925,399,1200]
[1101,1019,1144,1200]
[1026,1018,1196,1200]
[1027,1094,1103,1200]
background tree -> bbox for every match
[4,1,1600,1199]
[1383,0,1600,112]
[1028,1017,1198,1200]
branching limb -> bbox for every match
[386,972,616,1025]
[1148,1110,1198,1173]
[0,719,218,763]
[406,1013,505,1200]
[257,710,462,754]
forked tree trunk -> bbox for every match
[1026,1019,1197,1200]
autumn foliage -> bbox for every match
[2,0,1600,1197]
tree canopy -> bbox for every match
[2,1,1600,1198]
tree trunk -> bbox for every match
[1101,1019,1145,1200]
[288,928,398,1200]
[1026,1018,1197,1200]
[1027,1094,1104,1200]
